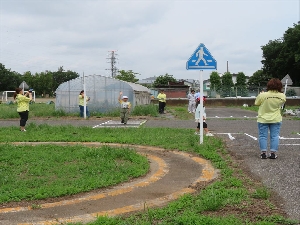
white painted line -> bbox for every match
[279,136,300,140]
[228,133,235,140]
[92,120,112,128]
[93,120,147,129]
[244,133,257,140]
[279,144,300,146]
[139,120,147,126]
[206,117,257,119]
[213,133,240,134]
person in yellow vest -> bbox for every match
[255,78,286,159]
[118,91,131,124]
[79,90,90,117]
[13,88,32,132]
[157,89,166,114]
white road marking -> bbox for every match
[93,120,147,128]
[214,133,240,134]
[92,120,112,128]
[207,117,257,119]
[279,144,300,146]
[279,136,300,140]
[228,133,235,140]
[244,133,257,140]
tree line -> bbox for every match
[0,65,79,97]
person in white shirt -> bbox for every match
[194,101,214,136]
[118,92,131,124]
[187,89,196,113]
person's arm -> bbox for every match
[254,94,262,106]
[118,91,122,103]
[22,92,32,101]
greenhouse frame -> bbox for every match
[55,75,151,113]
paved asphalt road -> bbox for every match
[0,107,299,221]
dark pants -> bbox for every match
[158,101,166,114]
[18,111,29,127]
[79,105,90,117]
[197,122,208,129]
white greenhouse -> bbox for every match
[55,75,151,113]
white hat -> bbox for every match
[122,96,128,99]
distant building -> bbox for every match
[137,76,157,85]
[155,81,189,98]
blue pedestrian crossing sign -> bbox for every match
[186,43,217,70]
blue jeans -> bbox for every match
[79,105,90,117]
[258,122,282,152]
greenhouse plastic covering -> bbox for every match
[55,75,151,113]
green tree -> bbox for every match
[153,73,177,87]
[0,63,22,91]
[27,71,54,96]
[220,72,234,97]
[286,89,296,97]
[209,71,221,91]
[52,66,79,92]
[247,70,271,89]
[235,72,248,97]
[261,23,300,85]
[115,70,139,83]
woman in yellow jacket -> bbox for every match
[255,78,286,159]
[13,88,32,131]
[157,89,166,114]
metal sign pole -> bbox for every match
[83,72,87,119]
[186,43,217,144]
[199,70,204,144]
[281,77,288,110]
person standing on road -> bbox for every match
[187,89,196,113]
[118,92,131,124]
[157,89,166,114]
[255,78,286,159]
[79,90,90,118]
[194,100,213,136]
[13,88,32,132]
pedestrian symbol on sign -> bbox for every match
[186,43,217,70]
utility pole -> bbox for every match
[106,50,118,78]
[298,0,300,25]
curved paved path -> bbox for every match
[0,142,217,225]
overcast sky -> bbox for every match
[0,0,299,81]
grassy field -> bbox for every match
[0,144,149,203]
[0,103,299,224]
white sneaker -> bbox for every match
[206,133,214,136]
[194,132,199,135]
